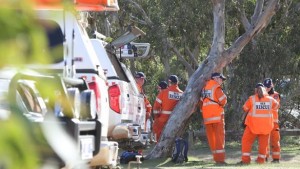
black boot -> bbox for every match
[271,159,280,163]
[184,156,188,162]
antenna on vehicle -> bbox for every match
[70,18,76,78]
[62,9,69,78]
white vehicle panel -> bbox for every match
[34,10,100,71]
[91,39,147,136]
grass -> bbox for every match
[119,136,300,169]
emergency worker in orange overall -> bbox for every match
[134,72,152,129]
[153,81,169,130]
[152,75,183,142]
[263,78,281,163]
[239,83,279,164]
[200,72,227,164]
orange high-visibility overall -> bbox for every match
[152,85,183,141]
[201,80,227,163]
[267,91,281,160]
[241,95,279,164]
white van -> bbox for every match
[91,38,151,149]
[28,9,118,168]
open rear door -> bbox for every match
[109,26,151,59]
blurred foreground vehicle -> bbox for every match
[28,0,120,168]
[0,68,101,168]
[1,0,120,168]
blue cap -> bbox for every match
[158,81,168,89]
[263,78,273,88]
[135,72,145,79]
[211,72,226,80]
[168,75,178,83]
[256,83,264,88]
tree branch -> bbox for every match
[167,41,194,75]
[185,47,199,67]
[251,0,264,25]
[211,0,225,54]
[237,0,251,31]
[129,14,148,25]
[124,0,153,26]
[223,0,279,64]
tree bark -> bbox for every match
[146,0,279,159]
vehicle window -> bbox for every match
[106,52,129,82]
[122,65,139,94]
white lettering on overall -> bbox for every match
[202,90,212,98]
[168,91,182,100]
[255,102,271,110]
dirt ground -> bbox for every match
[119,136,300,169]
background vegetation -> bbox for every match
[90,0,300,131]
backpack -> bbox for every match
[171,137,188,163]
[120,151,143,164]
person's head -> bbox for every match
[158,81,168,91]
[255,83,267,99]
[263,78,274,92]
[134,72,145,86]
[168,75,179,85]
[211,72,226,85]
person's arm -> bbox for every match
[274,92,281,109]
[241,97,252,128]
[271,97,280,112]
[242,98,251,113]
[215,87,227,107]
[153,91,163,114]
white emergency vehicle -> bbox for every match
[90,29,152,149]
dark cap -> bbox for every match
[168,75,178,83]
[158,81,168,89]
[211,72,226,80]
[135,72,145,79]
[255,83,264,88]
[263,78,273,88]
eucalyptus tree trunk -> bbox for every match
[147,0,279,159]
